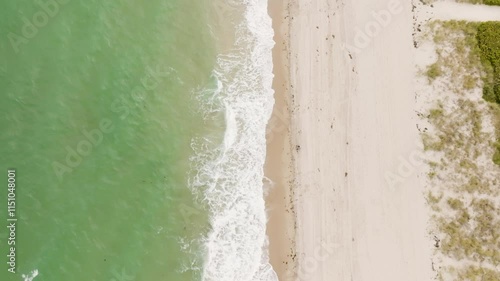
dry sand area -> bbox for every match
[265,0,500,281]
[267,0,432,280]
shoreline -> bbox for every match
[265,0,296,280]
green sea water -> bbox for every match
[0,0,216,280]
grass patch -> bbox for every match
[457,266,500,281]
[426,62,443,81]
[463,75,477,90]
[425,21,482,94]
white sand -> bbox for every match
[286,0,433,280]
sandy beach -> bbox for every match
[266,0,433,280]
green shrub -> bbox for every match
[462,0,500,5]
[484,0,500,5]
[476,22,500,104]
[483,84,497,102]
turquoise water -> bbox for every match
[0,1,277,280]
[1,1,214,280]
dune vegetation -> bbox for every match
[457,0,500,5]
[419,20,500,281]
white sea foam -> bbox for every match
[21,269,39,281]
[190,0,277,280]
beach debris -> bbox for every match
[433,236,440,248]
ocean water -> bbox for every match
[0,0,275,281]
